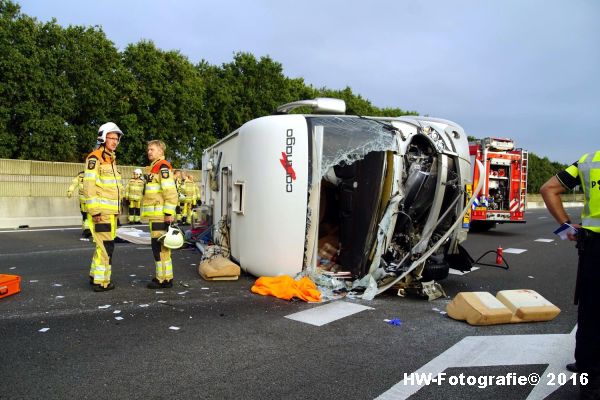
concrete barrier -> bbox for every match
[0,197,128,229]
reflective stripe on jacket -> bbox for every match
[577,150,600,232]
[67,172,85,202]
[142,157,178,219]
[182,179,198,203]
[83,147,122,216]
[126,178,145,201]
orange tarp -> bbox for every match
[251,276,321,302]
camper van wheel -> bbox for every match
[421,262,450,281]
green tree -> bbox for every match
[121,40,210,167]
[198,52,315,139]
[527,152,567,193]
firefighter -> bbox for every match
[541,150,600,399]
[141,140,178,289]
[125,168,144,224]
[84,122,123,292]
[67,171,91,239]
[173,169,185,223]
[181,172,199,225]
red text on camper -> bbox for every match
[280,152,296,180]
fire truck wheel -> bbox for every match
[469,221,496,232]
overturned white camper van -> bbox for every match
[201,98,481,297]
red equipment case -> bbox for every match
[0,274,21,299]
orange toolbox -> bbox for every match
[0,274,21,299]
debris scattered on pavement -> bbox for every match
[155,291,164,294]
[169,326,180,331]
[432,307,440,312]
[52,283,62,287]
[201,287,209,290]
[114,316,124,321]
[129,274,136,277]
[29,280,38,283]
[179,281,190,288]
[98,305,111,309]
[157,300,167,304]
[113,310,121,314]
[528,276,534,279]
[55,296,65,299]
[384,318,402,326]
[38,328,50,333]
[9,267,16,270]
[177,291,188,295]
[138,304,149,308]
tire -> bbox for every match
[421,257,450,281]
[469,221,496,232]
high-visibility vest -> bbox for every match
[141,158,178,220]
[67,172,85,202]
[83,147,122,216]
[578,150,600,232]
[126,177,145,201]
[182,179,198,203]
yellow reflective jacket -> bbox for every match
[126,177,145,201]
[67,171,85,202]
[182,178,199,203]
[83,147,122,216]
[142,157,178,220]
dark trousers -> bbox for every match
[575,230,600,376]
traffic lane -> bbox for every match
[0,213,583,399]
[460,207,580,332]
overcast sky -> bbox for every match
[19,0,600,163]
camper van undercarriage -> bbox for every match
[201,99,480,299]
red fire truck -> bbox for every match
[468,137,528,231]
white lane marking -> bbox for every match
[376,326,576,400]
[285,301,373,326]
[503,248,528,254]
[449,267,480,276]
[534,238,554,243]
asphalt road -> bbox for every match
[0,208,584,400]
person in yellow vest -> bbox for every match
[181,172,199,225]
[142,140,178,289]
[173,169,185,224]
[125,168,144,224]
[67,171,92,239]
[541,150,600,399]
[83,122,123,292]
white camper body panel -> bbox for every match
[203,115,309,277]
[202,106,475,286]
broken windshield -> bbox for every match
[308,116,397,177]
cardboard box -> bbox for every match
[446,289,561,326]
[0,274,21,299]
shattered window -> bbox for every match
[308,116,397,177]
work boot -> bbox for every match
[147,278,162,289]
[147,278,173,289]
[93,282,115,292]
[89,276,94,285]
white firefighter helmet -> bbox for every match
[97,122,123,144]
[133,168,142,176]
[159,225,184,249]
